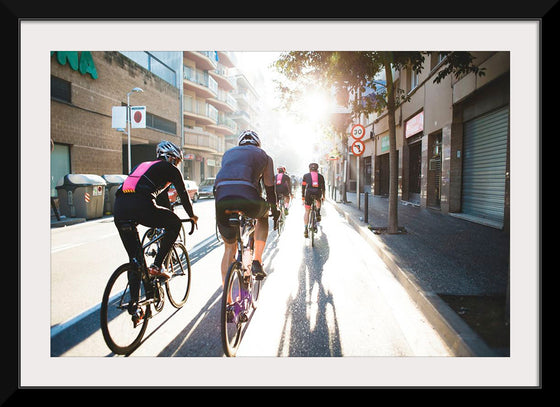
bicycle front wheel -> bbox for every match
[100,263,149,355]
[221,262,244,357]
[165,242,192,308]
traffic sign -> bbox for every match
[351,124,365,140]
[351,140,365,156]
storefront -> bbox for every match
[461,105,509,227]
[404,111,424,205]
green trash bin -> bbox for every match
[102,174,127,215]
[55,174,107,220]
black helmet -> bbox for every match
[238,130,261,147]
[309,162,319,171]
[156,140,183,161]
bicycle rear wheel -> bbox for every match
[100,263,149,355]
[221,262,244,357]
[165,242,191,308]
[309,208,316,247]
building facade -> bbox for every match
[51,51,260,201]
[50,51,183,197]
[340,51,510,230]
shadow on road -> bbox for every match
[277,228,342,356]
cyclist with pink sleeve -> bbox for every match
[301,162,325,238]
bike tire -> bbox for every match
[310,208,316,247]
[277,212,285,236]
[221,262,244,357]
[100,263,149,355]
[164,242,192,308]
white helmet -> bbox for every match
[238,130,261,147]
[156,140,183,161]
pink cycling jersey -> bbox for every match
[121,161,159,193]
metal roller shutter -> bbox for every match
[462,106,509,227]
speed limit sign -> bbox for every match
[351,124,365,140]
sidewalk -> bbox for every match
[329,193,510,356]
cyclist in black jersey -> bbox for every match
[214,130,279,285]
[301,162,325,238]
[113,140,199,281]
[275,166,293,215]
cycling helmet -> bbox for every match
[309,162,319,171]
[238,130,261,147]
[156,140,184,161]
[277,166,285,173]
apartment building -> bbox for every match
[342,51,510,230]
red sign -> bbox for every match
[405,111,424,138]
[351,124,365,140]
[351,140,365,156]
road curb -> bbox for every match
[327,198,497,357]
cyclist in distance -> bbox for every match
[301,162,325,238]
[214,130,279,284]
[275,166,292,215]
[113,140,199,281]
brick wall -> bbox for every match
[51,51,181,175]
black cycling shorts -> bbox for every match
[304,188,322,208]
[215,184,269,243]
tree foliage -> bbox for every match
[274,51,485,233]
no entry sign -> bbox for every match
[131,106,146,128]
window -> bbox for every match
[146,113,176,135]
[411,70,419,90]
[51,76,71,103]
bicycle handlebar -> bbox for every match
[180,218,197,235]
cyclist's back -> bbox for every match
[214,130,278,284]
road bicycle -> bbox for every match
[142,202,186,247]
[276,194,287,236]
[307,198,319,247]
[100,218,196,355]
[220,210,263,357]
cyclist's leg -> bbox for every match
[315,195,322,221]
[114,220,143,311]
[215,197,240,288]
[113,196,145,310]
[303,190,312,236]
[140,204,182,271]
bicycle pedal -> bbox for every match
[239,311,249,323]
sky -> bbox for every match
[234,51,335,175]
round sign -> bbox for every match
[133,110,143,123]
[351,140,365,156]
[351,124,365,140]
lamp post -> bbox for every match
[126,87,144,173]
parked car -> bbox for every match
[198,177,216,199]
[167,180,199,204]
[184,180,199,202]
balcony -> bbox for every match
[183,97,218,126]
[208,114,238,136]
[209,63,235,92]
[183,51,217,71]
[207,89,237,113]
[184,126,225,154]
[183,66,218,98]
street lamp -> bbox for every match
[126,87,144,173]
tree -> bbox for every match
[274,51,484,234]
